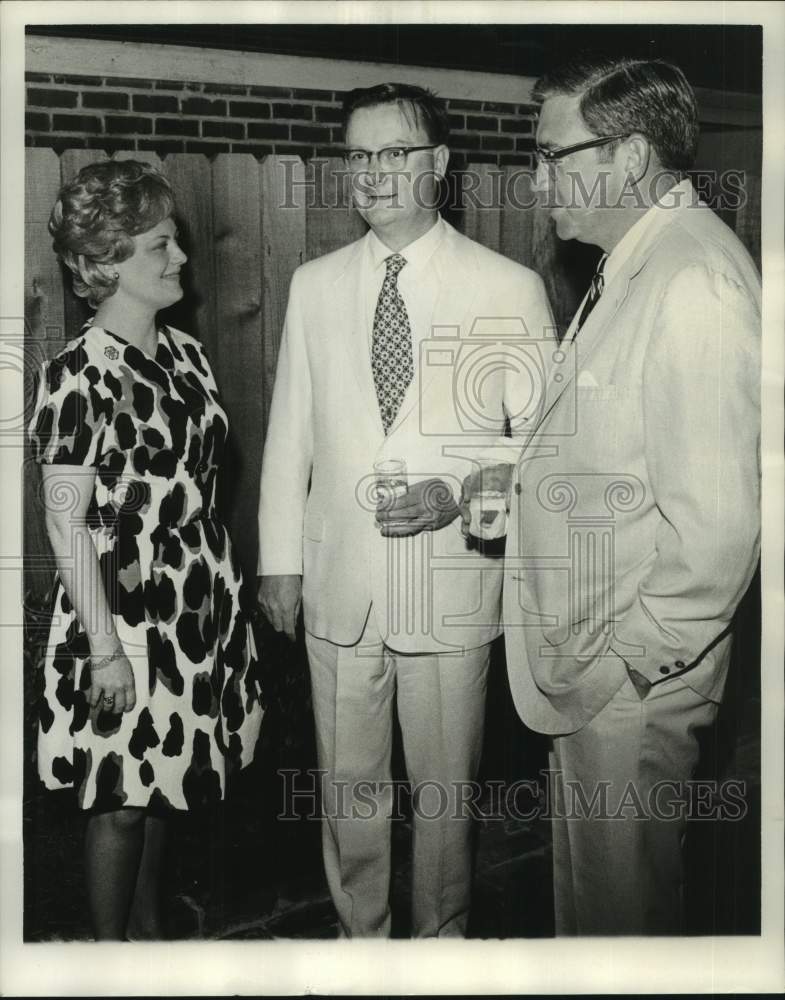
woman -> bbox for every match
[29,159,264,940]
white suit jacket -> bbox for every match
[503,180,761,734]
[258,220,555,653]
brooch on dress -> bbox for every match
[104,345,120,360]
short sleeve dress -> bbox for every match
[29,323,264,812]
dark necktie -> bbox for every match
[574,253,608,335]
[371,253,413,433]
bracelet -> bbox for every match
[89,649,125,671]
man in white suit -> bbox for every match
[257,83,554,937]
[467,56,760,934]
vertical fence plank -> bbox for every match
[112,150,163,171]
[163,154,217,355]
[211,154,265,582]
[734,173,761,272]
[60,150,106,338]
[461,162,503,252]
[59,148,105,183]
[499,167,588,335]
[24,148,67,597]
[306,156,366,261]
[25,148,67,358]
[260,155,306,433]
[499,167,551,276]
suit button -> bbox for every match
[675,660,686,669]
[659,665,671,675]
[514,483,522,495]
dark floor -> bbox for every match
[23,600,762,941]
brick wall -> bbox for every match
[25,72,536,167]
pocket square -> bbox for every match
[577,369,599,388]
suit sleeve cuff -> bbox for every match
[611,646,691,695]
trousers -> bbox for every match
[549,672,718,935]
[305,615,490,937]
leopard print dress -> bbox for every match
[29,324,264,811]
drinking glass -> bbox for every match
[468,489,508,540]
[373,458,408,508]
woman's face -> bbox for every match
[112,216,187,311]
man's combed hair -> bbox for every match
[49,159,175,307]
[341,82,450,146]
[533,55,699,172]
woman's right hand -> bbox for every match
[88,651,137,715]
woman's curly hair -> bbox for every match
[48,159,175,307]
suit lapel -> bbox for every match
[536,270,631,424]
[534,181,699,432]
[333,234,386,435]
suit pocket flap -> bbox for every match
[303,511,324,542]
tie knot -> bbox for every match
[385,253,407,278]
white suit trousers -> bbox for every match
[305,616,490,938]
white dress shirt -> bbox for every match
[362,216,448,369]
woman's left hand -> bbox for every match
[88,651,137,715]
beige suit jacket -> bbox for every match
[259,220,555,652]
[504,180,761,734]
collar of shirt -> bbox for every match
[603,177,694,288]
[366,215,447,275]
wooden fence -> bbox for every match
[23,148,761,594]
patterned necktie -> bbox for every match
[371,253,413,433]
[574,253,608,335]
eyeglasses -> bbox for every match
[535,134,629,166]
[342,145,439,171]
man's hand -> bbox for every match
[375,478,459,537]
[459,463,514,537]
[258,574,302,641]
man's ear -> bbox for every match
[433,144,450,181]
[623,133,651,184]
